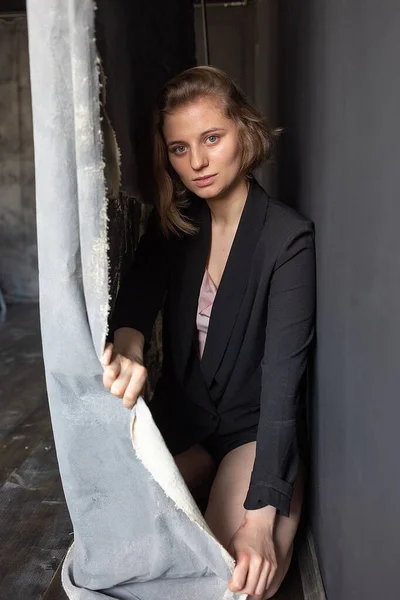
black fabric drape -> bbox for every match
[95,0,196,336]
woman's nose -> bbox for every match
[190,148,209,171]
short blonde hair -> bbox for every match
[153,66,280,236]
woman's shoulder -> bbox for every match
[265,195,314,239]
[250,177,314,240]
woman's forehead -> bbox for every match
[163,98,232,141]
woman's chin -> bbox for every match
[191,183,222,199]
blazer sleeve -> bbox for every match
[107,207,171,349]
[243,224,316,516]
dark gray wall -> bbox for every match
[278,1,400,598]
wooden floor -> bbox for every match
[0,303,304,600]
[0,304,71,599]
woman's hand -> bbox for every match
[228,506,277,597]
[101,328,148,409]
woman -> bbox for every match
[102,66,315,599]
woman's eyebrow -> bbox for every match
[167,128,226,147]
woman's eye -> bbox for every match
[173,146,186,154]
[207,135,218,144]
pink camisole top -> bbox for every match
[196,269,218,359]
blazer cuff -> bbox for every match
[243,477,293,517]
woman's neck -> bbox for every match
[206,176,249,229]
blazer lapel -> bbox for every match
[173,198,210,384]
[200,177,269,388]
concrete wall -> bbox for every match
[278,1,400,598]
[194,4,255,98]
[0,17,37,302]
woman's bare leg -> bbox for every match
[173,443,217,511]
[204,442,304,599]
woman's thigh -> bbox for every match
[204,442,304,553]
[173,443,217,503]
[204,441,256,548]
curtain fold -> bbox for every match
[27,1,246,598]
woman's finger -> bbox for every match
[122,364,148,409]
[101,343,114,367]
[254,560,271,596]
[109,365,132,400]
[228,551,250,592]
[103,359,121,390]
[243,554,264,595]
[266,558,277,590]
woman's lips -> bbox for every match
[193,174,217,188]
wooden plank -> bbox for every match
[0,402,52,486]
[0,440,72,599]
[0,303,40,347]
[0,368,46,440]
[0,303,46,440]
[0,303,72,599]
[297,529,326,600]
[42,554,69,600]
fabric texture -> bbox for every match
[27,1,246,598]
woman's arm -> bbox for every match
[111,327,145,361]
[107,207,171,350]
[244,223,316,517]
[103,208,172,408]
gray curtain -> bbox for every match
[27,1,245,598]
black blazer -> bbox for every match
[109,177,316,516]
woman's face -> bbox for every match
[163,96,243,200]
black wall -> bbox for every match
[278,1,400,598]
